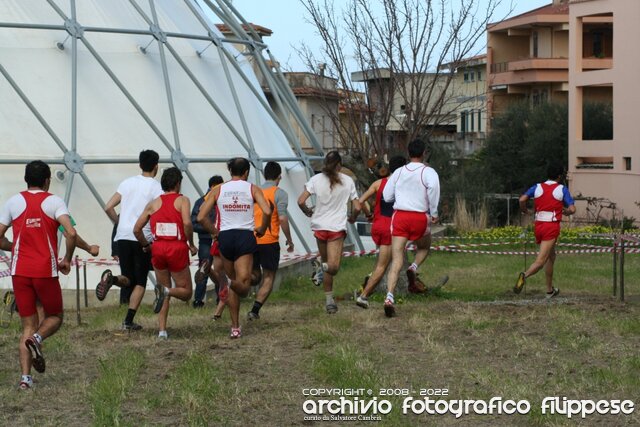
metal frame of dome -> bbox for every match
[0,0,364,253]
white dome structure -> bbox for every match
[0,0,361,290]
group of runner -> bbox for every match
[0,138,576,389]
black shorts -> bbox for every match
[217,230,257,262]
[117,240,152,288]
[253,243,280,272]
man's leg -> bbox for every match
[225,254,253,330]
[19,315,38,376]
[323,238,344,313]
[155,269,171,334]
[212,256,226,319]
[249,269,275,319]
[524,239,557,279]
[386,236,409,296]
[123,243,152,329]
[193,242,211,306]
[543,245,557,293]
[117,240,134,305]
[360,245,392,298]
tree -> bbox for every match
[298,0,509,182]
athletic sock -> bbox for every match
[33,333,43,344]
[124,309,137,325]
[409,263,418,272]
[251,301,263,314]
[325,292,335,306]
[158,330,168,338]
[386,292,395,303]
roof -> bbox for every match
[488,2,569,31]
[215,23,273,37]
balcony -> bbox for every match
[581,57,613,70]
[489,57,568,87]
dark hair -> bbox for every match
[24,160,51,188]
[161,167,183,191]
[407,139,425,158]
[322,151,343,189]
[547,163,565,181]
[389,155,407,174]
[139,150,159,172]
[208,175,223,188]
[227,157,251,177]
[264,161,282,181]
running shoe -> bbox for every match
[153,285,166,314]
[546,287,560,299]
[122,322,143,331]
[408,274,427,294]
[514,272,526,294]
[247,311,260,321]
[25,336,45,373]
[96,269,117,301]
[311,259,324,286]
[325,303,338,314]
[384,298,396,318]
[194,259,211,284]
[356,296,369,309]
[406,268,417,290]
[18,381,32,390]
[230,327,242,339]
[192,300,205,309]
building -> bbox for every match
[441,55,488,156]
[487,0,570,128]
[568,0,637,220]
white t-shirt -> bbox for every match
[305,172,358,232]
[0,190,69,226]
[383,162,440,217]
[114,175,163,242]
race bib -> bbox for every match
[156,222,178,237]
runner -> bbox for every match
[0,160,77,389]
[191,175,224,308]
[297,151,361,314]
[248,162,295,320]
[104,150,162,330]
[515,164,576,297]
[355,156,406,308]
[197,158,272,338]
[382,139,440,317]
[133,167,197,339]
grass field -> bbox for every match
[0,249,639,426]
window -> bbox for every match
[624,157,632,171]
[532,31,538,58]
[477,110,482,132]
[470,109,475,131]
[463,72,469,82]
[460,111,467,133]
[477,70,482,81]
[593,32,603,57]
[311,113,315,130]
[470,71,475,82]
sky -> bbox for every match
[229,0,551,71]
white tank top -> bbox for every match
[216,180,255,232]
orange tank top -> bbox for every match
[254,186,280,244]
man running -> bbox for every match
[197,158,272,338]
[133,167,197,339]
[382,139,440,317]
[515,164,576,298]
[355,156,406,309]
[104,150,162,330]
[298,151,361,314]
[191,175,223,308]
[0,160,77,389]
[248,161,294,321]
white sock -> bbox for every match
[325,292,334,305]
[33,333,43,344]
[386,292,394,303]
[322,262,329,272]
[158,330,168,338]
[409,263,418,272]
